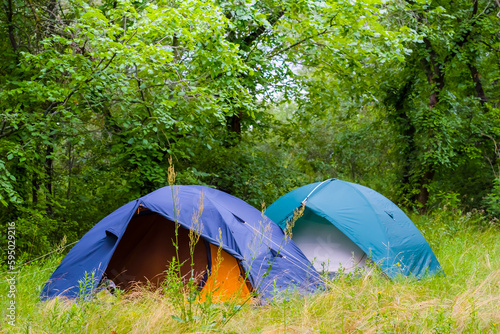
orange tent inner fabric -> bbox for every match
[200,243,252,302]
[104,211,208,289]
[103,209,253,302]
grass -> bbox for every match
[1,208,500,333]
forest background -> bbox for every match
[1,0,500,259]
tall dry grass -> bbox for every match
[1,209,499,333]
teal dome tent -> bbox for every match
[265,179,442,278]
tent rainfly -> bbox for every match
[265,179,442,278]
[41,186,322,301]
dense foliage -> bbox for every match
[1,0,500,257]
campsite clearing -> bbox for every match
[1,209,499,333]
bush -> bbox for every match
[483,177,500,219]
[0,207,78,264]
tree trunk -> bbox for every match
[468,63,487,105]
[390,77,417,188]
[417,169,435,213]
[66,141,72,199]
[32,150,39,207]
[5,0,18,52]
[414,38,444,210]
[227,111,242,134]
[45,143,54,215]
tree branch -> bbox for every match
[228,8,285,47]
[4,0,18,51]
[267,29,332,59]
[134,64,152,118]
[443,0,479,64]
[0,128,19,139]
[62,52,117,106]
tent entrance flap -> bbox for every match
[104,210,209,289]
[293,211,367,273]
[200,243,252,302]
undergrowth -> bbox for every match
[1,209,500,333]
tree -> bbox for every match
[298,0,500,211]
[384,0,500,210]
[0,0,253,251]
[1,0,406,255]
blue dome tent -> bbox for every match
[41,185,322,301]
[265,179,442,278]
